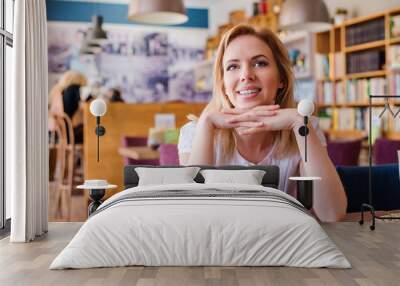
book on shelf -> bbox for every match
[330,107,387,140]
[346,49,385,74]
[317,81,334,105]
[335,81,345,104]
[336,108,356,130]
[346,17,385,46]
[389,45,400,69]
[390,14,400,38]
[315,53,330,79]
[331,108,356,130]
[364,106,386,143]
[346,77,386,103]
[317,81,345,105]
[388,71,400,98]
[334,52,345,78]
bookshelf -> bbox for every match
[315,6,400,139]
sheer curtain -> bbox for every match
[7,0,48,242]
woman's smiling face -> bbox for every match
[222,34,282,109]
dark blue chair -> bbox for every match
[336,164,400,213]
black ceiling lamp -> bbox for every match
[87,15,108,44]
[80,2,108,55]
[80,28,103,55]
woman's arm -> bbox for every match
[183,107,270,165]
[187,115,215,165]
[227,107,347,222]
[179,153,190,165]
[293,119,347,222]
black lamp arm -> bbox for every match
[94,116,106,162]
[298,116,310,162]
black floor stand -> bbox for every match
[360,95,400,230]
[359,203,376,231]
[88,189,106,216]
[359,203,400,231]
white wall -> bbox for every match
[208,0,400,35]
[209,0,252,35]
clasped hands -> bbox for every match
[204,104,303,135]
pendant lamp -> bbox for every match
[87,15,108,44]
[80,28,103,55]
[279,0,332,32]
[128,0,188,25]
[80,41,101,55]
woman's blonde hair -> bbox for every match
[49,70,87,105]
[207,24,297,160]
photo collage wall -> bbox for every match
[48,24,213,103]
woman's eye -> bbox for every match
[226,64,238,71]
[254,61,268,68]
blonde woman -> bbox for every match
[49,70,87,143]
[178,25,347,222]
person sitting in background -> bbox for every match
[49,70,87,144]
[105,87,124,102]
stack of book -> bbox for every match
[334,52,345,78]
[390,14,400,38]
[317,81,334,104]
[333,108,356,130]
[335,82,345,104]
[316,81,346,105]
[346,77,386,103]
[315,53,330,79]
[346,18,385,46]
[389,72,400,96]
[346,49,385,74]
[331,107,386,135]
[389,45,400,69]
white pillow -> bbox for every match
[200,169,266,185]
[136,167,200,186]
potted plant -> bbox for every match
[334,8,348,25]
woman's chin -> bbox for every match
[236,99,263,109]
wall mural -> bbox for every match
[48,25,212,103]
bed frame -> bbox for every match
[124,165,280,189]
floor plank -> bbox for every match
[1,222,400,285]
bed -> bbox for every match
[50,165,350,269]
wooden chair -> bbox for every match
[327,139,363,166]
[373,138,400,165]
[49,112,83,220]
[159,144,179,165]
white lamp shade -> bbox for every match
[128,0,188,25]
[90,99,107,117]
[297,99,315,117]
[279,0,332,32]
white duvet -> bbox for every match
[50,183,351,269]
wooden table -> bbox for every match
[118,146,160,160]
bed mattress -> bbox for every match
[50,183,351,269]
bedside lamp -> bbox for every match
[297,99,315,162]
[290,99,320,210]
[90,98,107,162]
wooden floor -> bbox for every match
[48,185,88,222]
[1,222,400,286]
